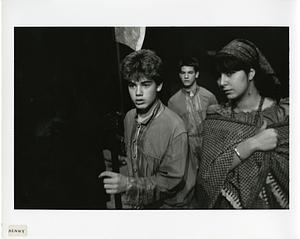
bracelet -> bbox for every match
[234,147,242,161]
[126,177,134,191]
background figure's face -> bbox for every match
[128,77,162,111]
[179,66,199,89]
[217,70,250,100]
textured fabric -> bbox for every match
[123,100,193,208]
[196,98,289,209]
[218,39,280,85]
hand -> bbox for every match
[250,120,278,152]
[236,120,278,160]
[99,171,128,194]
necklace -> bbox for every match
[231,96,265,125]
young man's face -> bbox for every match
[179,66,199,89]
[128,77,162,112]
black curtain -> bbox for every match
[14,27,121,209]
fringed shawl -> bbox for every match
[198,101,289,208]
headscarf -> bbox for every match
[217,39,280,85]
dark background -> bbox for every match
[14,27,289,209]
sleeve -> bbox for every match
[198,118,259,207]
[209,92,218,105]
[265,120,289,207]
[123,114,128,153]
[167,98,175,112]
[199,136,241,207]
[123,131,188,208]
[123,112,133,168]
[199,116,289,208]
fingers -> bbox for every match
[99,172,128,194]
[98,171,118,178]
[105,189,118,194]
[103,177,118,184]
[258,120,268,132]
[104,183,118,189]
[264,128,279,149]
[272,129,279,144]
[267,128,278,138]
[103,180,119,194]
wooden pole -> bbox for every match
[111,28,123,209]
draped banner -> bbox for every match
[114,27,146,51]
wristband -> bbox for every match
[126,177,134,191]
[234,147,242,160]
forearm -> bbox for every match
[230,138,257,170]
[122,131,188,208]
[123,175,182,208]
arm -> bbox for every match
[199,119,279,206]
[230,120,278,170]
[167,99,175,112]
[100,132,188,208]
[209,93,218,105]
[124,132,188,208]
[230,98,289,170]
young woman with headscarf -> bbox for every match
[195,39,289,209]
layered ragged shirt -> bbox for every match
[123,100,193,208]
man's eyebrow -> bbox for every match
[140,80,153,83]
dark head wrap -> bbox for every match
[218,39,280,85]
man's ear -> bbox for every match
[156,83,163,92]
[248,68,256,81]
[195,71,199,78]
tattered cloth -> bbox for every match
[198,114,289,209]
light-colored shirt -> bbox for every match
[123,100,193,208]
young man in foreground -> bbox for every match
[99,49,193,209]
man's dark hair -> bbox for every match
[178,57,200,73]
[121,49,163,85]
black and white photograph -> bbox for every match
[2,1,299,239]
[13,26,289,210]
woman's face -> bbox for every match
[217,70,250,100]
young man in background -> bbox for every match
[168,57,218,190]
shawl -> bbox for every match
[198,112,289,209]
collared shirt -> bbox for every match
[168,85,218,191]
[168,85,218,138]
[131,100,163,176]
[123,100,191,208]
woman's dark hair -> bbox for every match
[214,53,281,101]
[121,49,163,85]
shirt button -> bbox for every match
[133,154,136,159]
